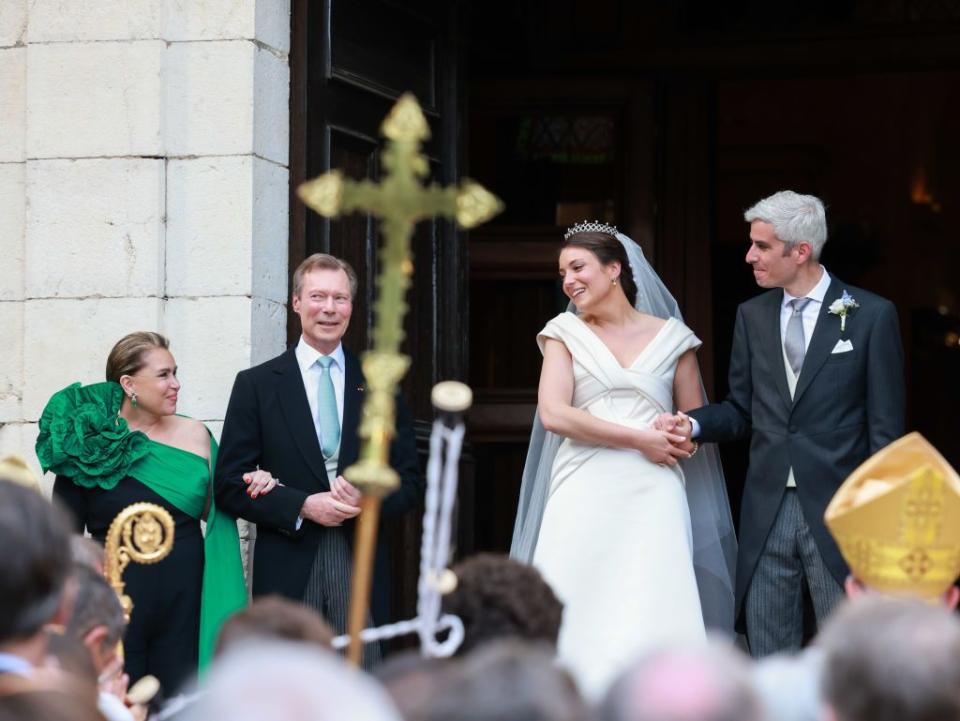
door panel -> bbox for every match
[290,0,469,635]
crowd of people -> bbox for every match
[1,189,958,719]
[1,452,960,721]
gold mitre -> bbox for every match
[824,432,960,599]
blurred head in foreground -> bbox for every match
[599,641,763,721]
[818,595,960,721]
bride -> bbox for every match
[511,222,737,697]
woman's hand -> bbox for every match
[243,468,279,498]
[653,412,696,454]
[635,429,691,466]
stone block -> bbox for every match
[252,158,289,303]
[26,42,165,158]
[166,157,288,302]
[0,422,22,460]
[255,0,291,54]
[165,41,255,157]
[205,420,224,441]
[0,163,25,301]
[0,47,25,162]
[27,0,163,42]
[164,0,254,42]
[166,156,253,297]
[17,423,48,496]
[164,296,256,421]
[21,297,164,420]
[0,0,27,48]
[250,297,286,366]
[253,46,290,166]
[25,159,165,298]
[0,302,23,421]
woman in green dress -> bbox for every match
[36,332,264,694]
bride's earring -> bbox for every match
[129,391,138,407]
[611,277,618,286]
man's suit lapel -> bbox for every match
[338,350,364,473]
[274,347,329,485]
[763,290,793,410]
[793,277,844,406]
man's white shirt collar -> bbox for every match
[782,265,831,308]
[295,336,345,373]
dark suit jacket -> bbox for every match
[688,277,905,625]
[214,346,423,625]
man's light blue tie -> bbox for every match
[315,356,340,458]
[784,297,812,376]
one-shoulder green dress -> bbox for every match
[37,382,246,692]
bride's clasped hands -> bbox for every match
[635,426,693,466]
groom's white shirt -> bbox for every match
[780,266,830,356]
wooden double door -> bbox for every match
[288,0,472,625]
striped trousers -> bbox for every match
[302,525,382,669]
[744,489,843,658]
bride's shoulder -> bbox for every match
[638,315,700,346]
[536,312,580,352]
[664,317,702,349]
[540,311,580,334]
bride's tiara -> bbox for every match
[564,220,619,240]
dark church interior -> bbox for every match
[289,0,960,617]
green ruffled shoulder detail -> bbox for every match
[36,382,149,490]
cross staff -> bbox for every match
[297,93,502,665]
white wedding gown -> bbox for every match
[532,312,706,698]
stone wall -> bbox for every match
[0,1,291,499]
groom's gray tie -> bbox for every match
[784,297,812,376]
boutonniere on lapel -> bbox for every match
[356,384,365,392]
[828,290,860,333]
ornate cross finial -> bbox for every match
[297,92,502,665]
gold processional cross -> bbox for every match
[297,93,503,665]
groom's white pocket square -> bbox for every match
[831,339,854,354]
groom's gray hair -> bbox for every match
[744,190,828,260]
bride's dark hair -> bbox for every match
[562,232,638,306]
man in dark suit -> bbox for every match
[664,191,905,657]
[214,253,423,664]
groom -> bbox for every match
[663,190,905,657]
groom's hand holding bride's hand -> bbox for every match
[636,428,691,466]
[653,412,696,455]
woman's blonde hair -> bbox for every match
[105,332,170,382]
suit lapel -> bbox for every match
[338,349,364,474]
[763,290,792,410]
[275,347,329,485]
[793,277,844,406]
